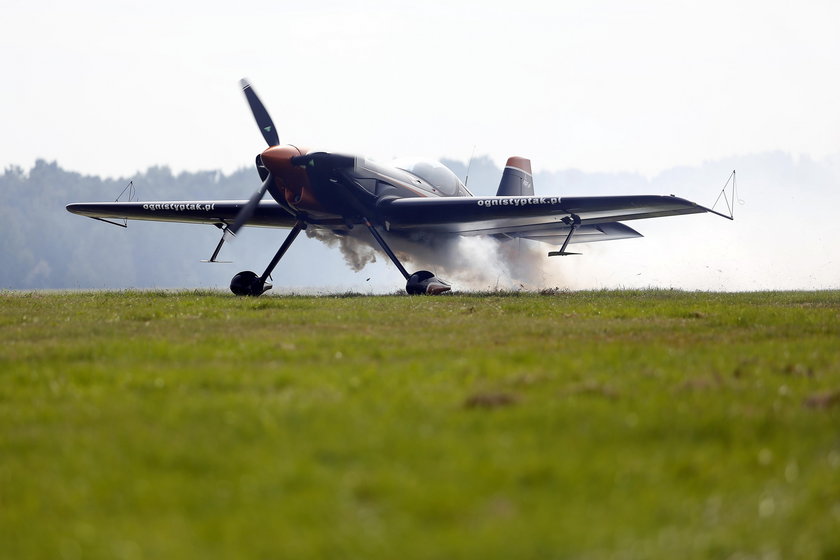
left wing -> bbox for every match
[382,194,723,228]
[378,194,728,245]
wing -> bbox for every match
[66,200,299,228]
[380,194,726,245]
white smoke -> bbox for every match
[305,227,378,271]
[306,225,565,291]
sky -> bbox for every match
[2,0,839,178]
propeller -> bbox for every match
[227,172,273,238]
[240,78,279,147]
[227,79,282,238]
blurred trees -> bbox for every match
[0,161,254,289]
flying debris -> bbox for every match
[67,80,733,295]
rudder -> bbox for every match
[496,156,534,197]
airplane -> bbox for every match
[66,80,735,296]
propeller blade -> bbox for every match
[229,173,273,237]
[240,78,280,147]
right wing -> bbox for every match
[66,200,299,228]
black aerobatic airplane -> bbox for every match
[67,80,734,295]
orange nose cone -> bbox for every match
[260,145,310,205]
[260,145,300,168]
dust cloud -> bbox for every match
[306,226,569,291]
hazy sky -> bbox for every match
[2,0,839,178]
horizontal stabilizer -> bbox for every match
[518,222,643,245]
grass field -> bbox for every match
[1,290,839,559]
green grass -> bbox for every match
[1,290,839,559]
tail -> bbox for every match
[496,157,534,197]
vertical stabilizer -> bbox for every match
[496,157,534,196]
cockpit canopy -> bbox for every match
[391,158,472,197]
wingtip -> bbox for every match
[239,78,251,90]
[701,205,735,221]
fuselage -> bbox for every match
[258,145,473,226]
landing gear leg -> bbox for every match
[230,220,306,296]
[548,215,582,257]
[362,218,451,295]
[201,223,232,263]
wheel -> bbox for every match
[406,271,435,295]
[406,270,451,295]
[230,271,265,296]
